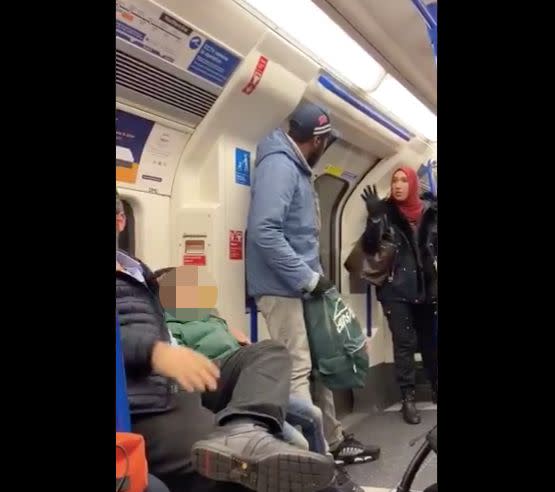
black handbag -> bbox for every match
[344,219,397,287]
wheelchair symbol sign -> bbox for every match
[189,36,202,50]
[235,148,251,186]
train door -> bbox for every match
[313,141,380,292]
[312,139,380,416]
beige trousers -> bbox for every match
[257,295,344,448]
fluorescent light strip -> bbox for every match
[241,0,385,91]
[241,0,437,142]
[370,75,437,141]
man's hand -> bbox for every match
[229,327,251,346]
[151,342,220,393]
[311,275,334,296]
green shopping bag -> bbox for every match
[303,287,369,390]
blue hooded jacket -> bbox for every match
[246,128,322,298]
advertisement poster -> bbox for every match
[116,0,240,87]
[116,111,154,184]
[116,109,189,195]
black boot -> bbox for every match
[192,422,334,492]
[401,389,421,425]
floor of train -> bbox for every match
[342,401,437,492]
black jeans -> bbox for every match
[382,302,438,392]
[132,340,292,492]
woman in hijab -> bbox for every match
[361,166,437,424]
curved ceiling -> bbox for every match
[313,0,437,113]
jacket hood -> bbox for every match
[255,128,312,176]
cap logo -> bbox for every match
[318,114,328,125]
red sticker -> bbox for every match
[183,254,206,266]
[242,56,268,95]
[229,230,243,260]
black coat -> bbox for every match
[116,256,177,415]
[361,195,437,304]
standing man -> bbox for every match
[246,102,380,465]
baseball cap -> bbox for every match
[288,102,340,142]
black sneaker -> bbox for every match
[192,422,335,492]
[331,432,381,465]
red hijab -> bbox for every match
[391,166,423,224]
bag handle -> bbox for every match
[116,444,130,492]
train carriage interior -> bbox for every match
[116,0,437,490]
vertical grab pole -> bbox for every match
[366,284,372,337]
[426,160,437,197]
[424,160,438,343]
[116,313,131,433]
[245,230,258,343]
[411,0,437,65]
[248,297,258,343]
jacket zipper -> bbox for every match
[388,247,399,283]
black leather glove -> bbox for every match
[311,275,334,296]
[361,185,385,217]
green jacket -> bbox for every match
[165,312,240,361]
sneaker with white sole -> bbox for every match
[331,432,381,465]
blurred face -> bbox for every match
[158,266,218,321]
[391,170,410,201]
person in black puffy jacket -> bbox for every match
[361,166,437,425]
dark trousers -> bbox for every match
[133,340,292,492]
[382,302,438,392]
[202,340,291,432]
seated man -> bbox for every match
[154,266,328,455]
[116,192,334,492]
[155,265,364,492]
